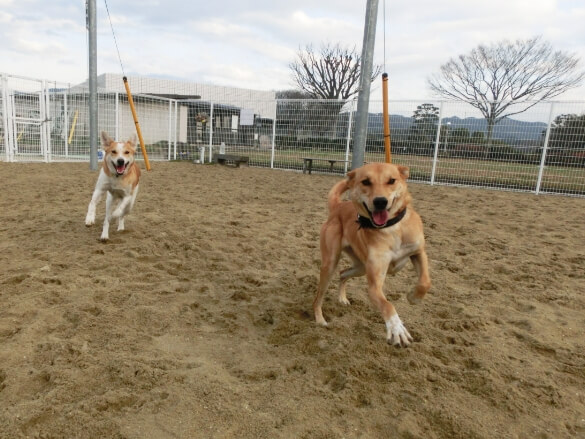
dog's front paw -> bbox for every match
[85,215,95,226]
[100,232,109,242]
[385,314,413,347]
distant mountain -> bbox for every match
[365,114,547,142]
[441,116,547,142]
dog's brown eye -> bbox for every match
[124,151,130,154]
[388,178,396,185]
[362,179,371,186]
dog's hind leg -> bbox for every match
[115,197,130,232]
[114,185,139,233]
[314,267,337,326]
[100,192,114,241]
[117,216,125,232]
[338,248,365,305]
[112,195,132,219]
[406,249,431,305]
[129,184,139,210]
[118,185,138,232]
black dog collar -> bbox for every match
[357,207,407,229]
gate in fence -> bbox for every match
[1,75,54,161]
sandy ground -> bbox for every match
[1,161,584,439]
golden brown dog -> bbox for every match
[313,162,430,347]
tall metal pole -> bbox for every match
[87,0,98,170]
[351,0,379,170]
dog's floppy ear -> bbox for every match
[101,131,113,148]
[347,169,356,181]
[397,165,410,180]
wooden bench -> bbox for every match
[213,153,249,168]
[302,157,349,174]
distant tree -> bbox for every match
[471,131,485,141]
[289,44,382,138]
[427,36,585,149]
[409,103,439,146]
[413,103,439,125]
[451,127,470,142]
[546,113,585,150]
[290,43,382,101]
[275,90,312,100]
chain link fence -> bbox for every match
[2,73,584,196]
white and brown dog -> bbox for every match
[85,131,141,241]
[313,162,431,347]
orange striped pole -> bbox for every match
[123,76,151,171]
[382,73,392,163]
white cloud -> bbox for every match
[0,0,583,100]
[0,11,12,23]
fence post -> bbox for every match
[344,99,356,173]
[39,80,48,162]
[115,92,119,140]
[208,102,214,163]
[63,90,69,158]
[6,80,16,162]
[45,80,52,162]
[173,101,178,160]
[168,99,172,161]
[2,74,11,161]
[209,102,213,163]
[430,102,444,185]
[536,102,555,195]
[270,116,276,169]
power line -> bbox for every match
[103,0,126,76]
[383,0,386,73]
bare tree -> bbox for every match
[275,90,312,100]
[427,36,584,146]
[290,43,381,138]
[290,43,382,100]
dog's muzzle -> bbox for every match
[366,197,390,226]
[114,158,127,175]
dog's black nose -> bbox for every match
[117,158,125,166]
[373,197,388,210]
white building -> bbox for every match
[68,73,277,149]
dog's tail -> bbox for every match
[327,179,349,212]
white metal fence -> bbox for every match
[2,73,584,196]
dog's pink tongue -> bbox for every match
[116,164,125,174]
[372,210,388,226]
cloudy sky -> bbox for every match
[2,0,585,101]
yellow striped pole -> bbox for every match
[68,110,78,145]
[123,76,151,171]
[382,73,392,163]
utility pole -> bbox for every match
[87,0,98,170]
[351,0,379,169]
